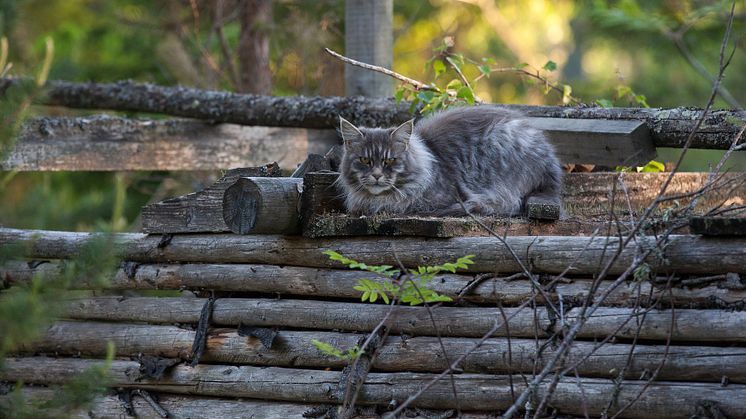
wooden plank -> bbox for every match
[1,116,339,171]
[5,261,745,309]
[344,0,393,97]
[3,357,746,418]
[690,216,746,236]
[60,297,746,342]
[2,78,744,148]
[3,228,746,275]
[141,164,281,234]
[530,117,656,166]
[22,321,746,383]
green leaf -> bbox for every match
[445,79,463,90]
[516,62,529,69]
[457,86,475,105]
[638,160,665,173]
[542,60,557,71]
[616,85,632,99]
[478,65,491,76]
[394,87,406,104]
[433,59,446,77]
[416,91,435,103]
[362,291,370,301]
[595,98,614,108]
[562,84,573,105]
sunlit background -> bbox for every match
[1,0,744,231]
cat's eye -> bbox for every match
[359,157,371,165]
[383,158,396,166]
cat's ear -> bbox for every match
[391,118,414,150]
[339,116,364,148]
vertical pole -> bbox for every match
[344,0,393,98]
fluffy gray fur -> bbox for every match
[337,106,562,216]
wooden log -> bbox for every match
[2,388,326,419]
[5,261,745,309]
[3,357,746,418]
[61,297,552,338]
[2,78,743,148]
[530,118,655,166]
[141,164,280,234]
[3,228,746,275]
[0,116,339,171]
[222,177,303,234]
[290,153,331,178]
[690,216,746,236]
[23,321,746,383]
[59,297,746,342]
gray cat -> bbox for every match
[337,106,562,217]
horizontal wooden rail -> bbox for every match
[59,297,746,342]
[2,357,745,418]
[1,116,338,171]
[20,321,746,383]
[2,228,745,275]
[3,261,745,309]
[2,77,744,149]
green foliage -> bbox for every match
[324,251,474,306]
[2,342,115,418]
[311,339,362,361]
[615,159,666,173]
[0,234,119,415]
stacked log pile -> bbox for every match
[2,166,746,418]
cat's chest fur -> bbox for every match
[337,106,562,217]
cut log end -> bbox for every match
[222,179,260,234]
[526,197,561,220]
[222,177,304,235]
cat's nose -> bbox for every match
[372,174,382,180]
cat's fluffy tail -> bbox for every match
[524,163,564,218]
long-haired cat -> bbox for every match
[337,106,562,217]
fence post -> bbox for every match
[344,0,393,98]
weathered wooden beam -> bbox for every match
[222,177,303,234]
[531,117,656,166]
[3,357,746,418]
[3,228,746,275]
[62,297,552,338]
[690,216,746,236]
[2,78,743,148]
[0,116,339,171]
[141,164,280,234]
[1,389,325,419]
[22,321,746,383]
[60,297,746,342]
[4,261,744,309]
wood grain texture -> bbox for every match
[1,116,339,171]
[222,177,303,234]
[2,78,743,148]
[141,164,280,234]
[59,297,746,342]
[4,261,745,308]
[3,357,746,418]
[530,117,656,166]
[22,321,746,383]
[3,228,746,275]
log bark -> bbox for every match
[22,321,746,383]
[1,116,338,171]
[690,216,746,236]
[222,177,303,234]
[2,228,746,275]
[4,261,745,309]
[59,297,746,342]
[141,164,281,234]
[1,78,744,148]
[61,297,552,338]
[3,357,746,418]
[2,388,325,419]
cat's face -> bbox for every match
[339,117,414,196]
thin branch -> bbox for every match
[325,47,439,93]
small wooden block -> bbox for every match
[526,197,561,220]
[690,216,746,236]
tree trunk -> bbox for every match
[344,0,393,97]
[237,0,272,94]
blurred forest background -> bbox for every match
[0,0,744,232]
